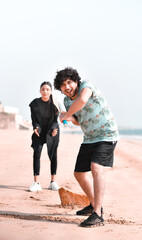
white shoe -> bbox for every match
[29,182,42,192]
[48,181,59,191]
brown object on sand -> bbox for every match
[58,187,90,207]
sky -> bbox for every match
[0,0,142,128]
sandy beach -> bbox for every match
[0,128,142,240]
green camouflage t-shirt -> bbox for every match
[64,80,119,144]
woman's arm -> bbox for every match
[48,105,59,136]
[30,107,41,135]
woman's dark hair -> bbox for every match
[54,67,81,91]
[40,81,52,89]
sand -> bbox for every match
[0,129,142,240]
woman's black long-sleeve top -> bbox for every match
[29,96,59,149]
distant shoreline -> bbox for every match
[60,127,142,139]
[118,128,142,136]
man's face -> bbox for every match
[60,79,78,99]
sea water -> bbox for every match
[119,129,142,140]
[62,127,142,140]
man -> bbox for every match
[54,67,119,227]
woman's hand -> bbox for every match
[52,128,58,137]
[34,127,40,137]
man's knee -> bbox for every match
[91,162,104,177]
[74,171,81,180]
[74,171,77,179]
[74,171,85,181]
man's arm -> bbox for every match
[60,111,80,125]
[70,115,80,126]
[60,87,92,122]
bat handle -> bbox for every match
[63,120,68,125]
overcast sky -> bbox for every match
[0,0,142,128]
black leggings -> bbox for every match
[33,141,58,176]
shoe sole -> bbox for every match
[80,221,105,228]
[77,212,93,216]
[48,188,59,191]
[77,212,104,218]
[28,189,42,192]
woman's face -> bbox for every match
[40,84,52,101]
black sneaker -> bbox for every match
[80,212,105,228]
[76,204,104,217]
[76,204,93,216]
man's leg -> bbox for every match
[77,163,105,227]
[74,171,94,207]
[91,162,105,216]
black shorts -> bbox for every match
[74,141,117,172]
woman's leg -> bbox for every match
[48,145,57,180]
[29,144,43,191]
[46,134,59,190]
[46,134,59,181]
[33,144,43,181]
[34,175,40,182]
[51,174,56,182]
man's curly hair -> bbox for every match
[54,67,81,91]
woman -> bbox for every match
[29,81,60,191]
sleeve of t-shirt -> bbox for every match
[64,96,78,119]
[79,80,97,98]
